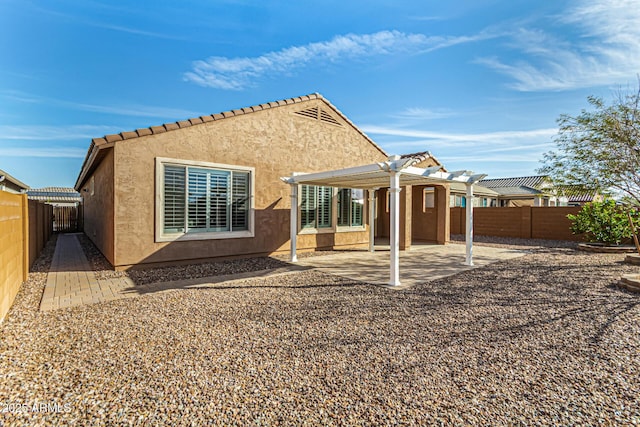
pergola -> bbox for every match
[281,155,486,286]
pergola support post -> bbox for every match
[390,172,401,286]
[465,183,474,266]
[368,189,377,253]
[290,184,298,263]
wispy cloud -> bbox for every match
[393,107,458,121]
[184,30,497,90]
[439,154,543,163]
[478,0,640,91]
[1,90,199,119]
[0,147,86,158]
[362,125,557,146]
[31,4,185,41]
[0,125,117,141]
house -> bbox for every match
[27,187,82,207]
[76,93,427,270]
[553,185,602,206]
[478,175,558,207]
[28,187,83,232]
[448,182,499,207]
[0,168,29,194]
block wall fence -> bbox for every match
[450,206,583,241]
[0,192,52,322]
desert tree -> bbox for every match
[539,79,640,205]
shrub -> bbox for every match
[568,200,640,245]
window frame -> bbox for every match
[423,187,435,211]
[336,188,365,231]
[299,184,333,231]
[296,185,367,234]
[155,157,255,242]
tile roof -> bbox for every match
[488,186,543,196]
[400,151,445,169]
[555,185,599,203]
[479,175,548,189]
[450,182,499,196]
[27,187,82,203]
[76,93,387,189]
[89,93,379,150]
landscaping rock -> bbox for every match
[0,236,638,425]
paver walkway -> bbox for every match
[40,234,130,311]
[39,233,307,311]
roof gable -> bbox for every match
[75,93,387,189]
[0,168,29,191]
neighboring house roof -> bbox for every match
[400,151,444,168]
[449,182,499,197]
[75,93,387,190]
[0,168,29,192]
[478,175,554,198]
[490,186,543,196]
[27,187,82,204]
[554,185,600,203]
[479,175,549,190]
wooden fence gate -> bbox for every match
[53,205,82,232]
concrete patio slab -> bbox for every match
[41,234,526,310]
[295,243,527,288]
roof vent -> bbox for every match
[294,107,342,126]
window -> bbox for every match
[338,188,364,227]
[450,194,466,207]
[423,187,435,210]
[157,158,253,241]
[300,185,332,229]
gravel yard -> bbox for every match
[1,236,639,425]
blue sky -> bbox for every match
[1,0,639,188]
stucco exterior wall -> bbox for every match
[82,149,115,265]
[111,99,387,268]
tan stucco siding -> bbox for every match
[112,99,386,268]
[82,149,115,265]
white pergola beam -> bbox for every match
[289,184,298,263]
[389,171,401,286]
[368,189,376,253]
[465,183,474,266]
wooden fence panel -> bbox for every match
[54,205,81,232]
[28,201,54,267]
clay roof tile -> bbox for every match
[104,134,123,143]
[120,131,138,140]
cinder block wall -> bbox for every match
[450,206,583,241]
[0,193,53,322]
[0,192,28,322]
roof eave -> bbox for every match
[74,141,114,191]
